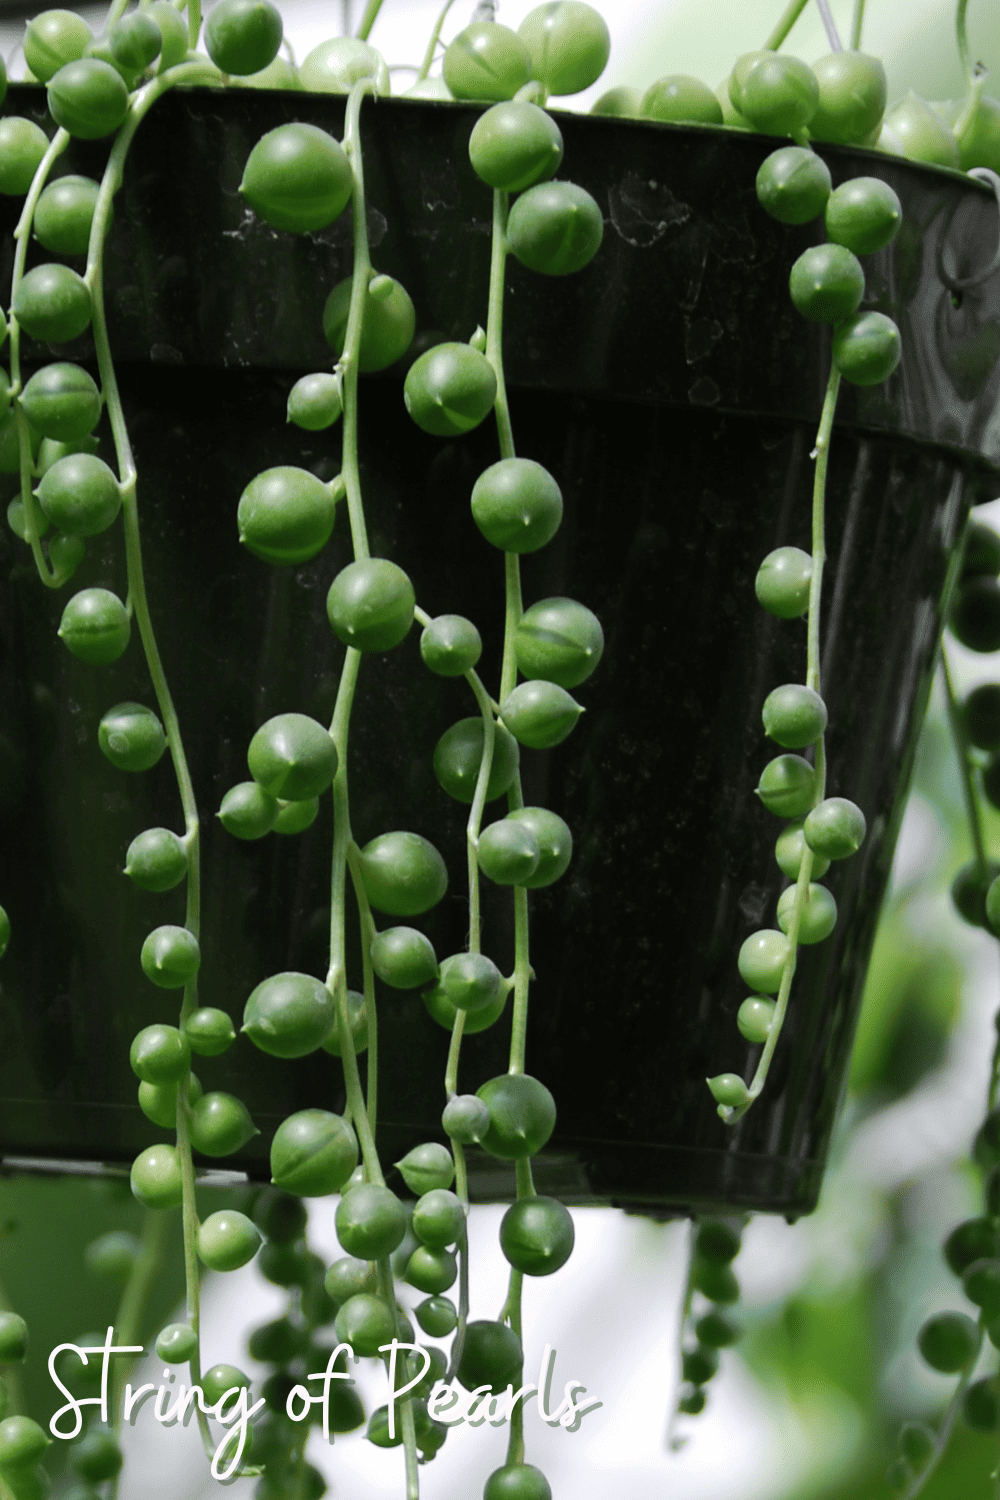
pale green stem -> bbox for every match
[186,0,201,48]
[953,0,984,145]
[346,842,379,1140]
[9,128,70,588]
[101,0,132,36]
[764,0,811,49]
[376,1258,420,1499]
[355,0,384,40]
[806,367,840,694]
[721,366,841,1127]
[176,1093,215,1460]
[466,670,497,953]
[508,886,532,1075]
[445,1011,466,1100]
[109,1210,169,1449]
[328,652,384,1186]
[943,645,990,881]
[487,190,516,462]
[339,79,378,560]
[665,1220,698,1450]
[417,0,458,79]
[850,0,867,47]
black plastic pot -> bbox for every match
[0,85,997,1216]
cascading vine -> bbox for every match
[705,27,905,1126]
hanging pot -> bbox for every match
[0,84,996,1216]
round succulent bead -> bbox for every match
[961,520,1000,580]
[962,1377,1000,1431]
[761,684,827,749]
[500,680,583,749]
[789,244,865,323]
[415,1296,458,1338]
[506,807,573,888]
[252,1187,308,1245]
[517,0,610,95]
[125,828,187,893]
[775,820,830,880]
[420,615,482,676]
[189,1092,258,1157]
[755,146,831,225]
[270,1109,358,1196]
[218,781,278,839]
[273,796,319,835]
[695,1310,740,1347]
[590,86,642,117]
[58,587,130,665]
[434,718,520,804]
[100,701,167,772]
[205,0,282,76]
[809,50,886,143]
[424,976,508,1035]
[298,37,389,94]
[108,10,161,70]
[130,1143,183,1209]
[197,1210,262,1272]
[442,22,531,102]
[334,1293,396,1357]
[243,972,335,1058]
[357,832,448,917]
[469,100,563,191]
[737,929,791,994]
[336,1184,407,1260]
[24,10,92,82]
[155,1322,198,1364]
[140,925,201,989]
[238,121,352,231]
[707,1074,751,1108]
[964,684,1000,750]
[237,465,336,566]
[21,363,101,443]
[514,596,604,687]
[824,176,902,255]
[183,1007,236,1057]
[456,1321,523,1397]
[248,713,337,801]
[129,1023,190,1084]
[137,1071,200,1129]
[412,1189,464,1248]
[47,58,128,139]
[201,1363,250,1407]
[506,180,604,276]
[832,311,902,387]
[476,1073,556,1159]
[756,755,816,818]
[326,558,415,652]
[287,372,342,430]
[404,343,497,436]
[777,882,837,944]
[499,1195,574,1276]
[322,274,415,372]
[370,927,438,990]
[37,454,120,536]
[0,117,50,197]
[439,952,503,1013]
[740,54,819,135]
[0,1416,49,1469]
[803,797,866,860]
[404,1246,457,1294]
[478,818,541,885]
[736,996,775,1043]
[638,72,722,124]
[395,1143,456,1196]
[755,546,812,618]
[472,458,563,553]
[324,1256,378,1306]
[442,1093,491,1144]
[944,1217,1000,1276]
[917,1311,978,1373]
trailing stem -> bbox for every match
[953,0,985,148]
[764,0,811,51]
[321,76,421,1496]
[417,0,459,80]
[721,366,841,1126]
[943,645,990,883]
[901,1323,985,1500]
[850,0,867,48]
